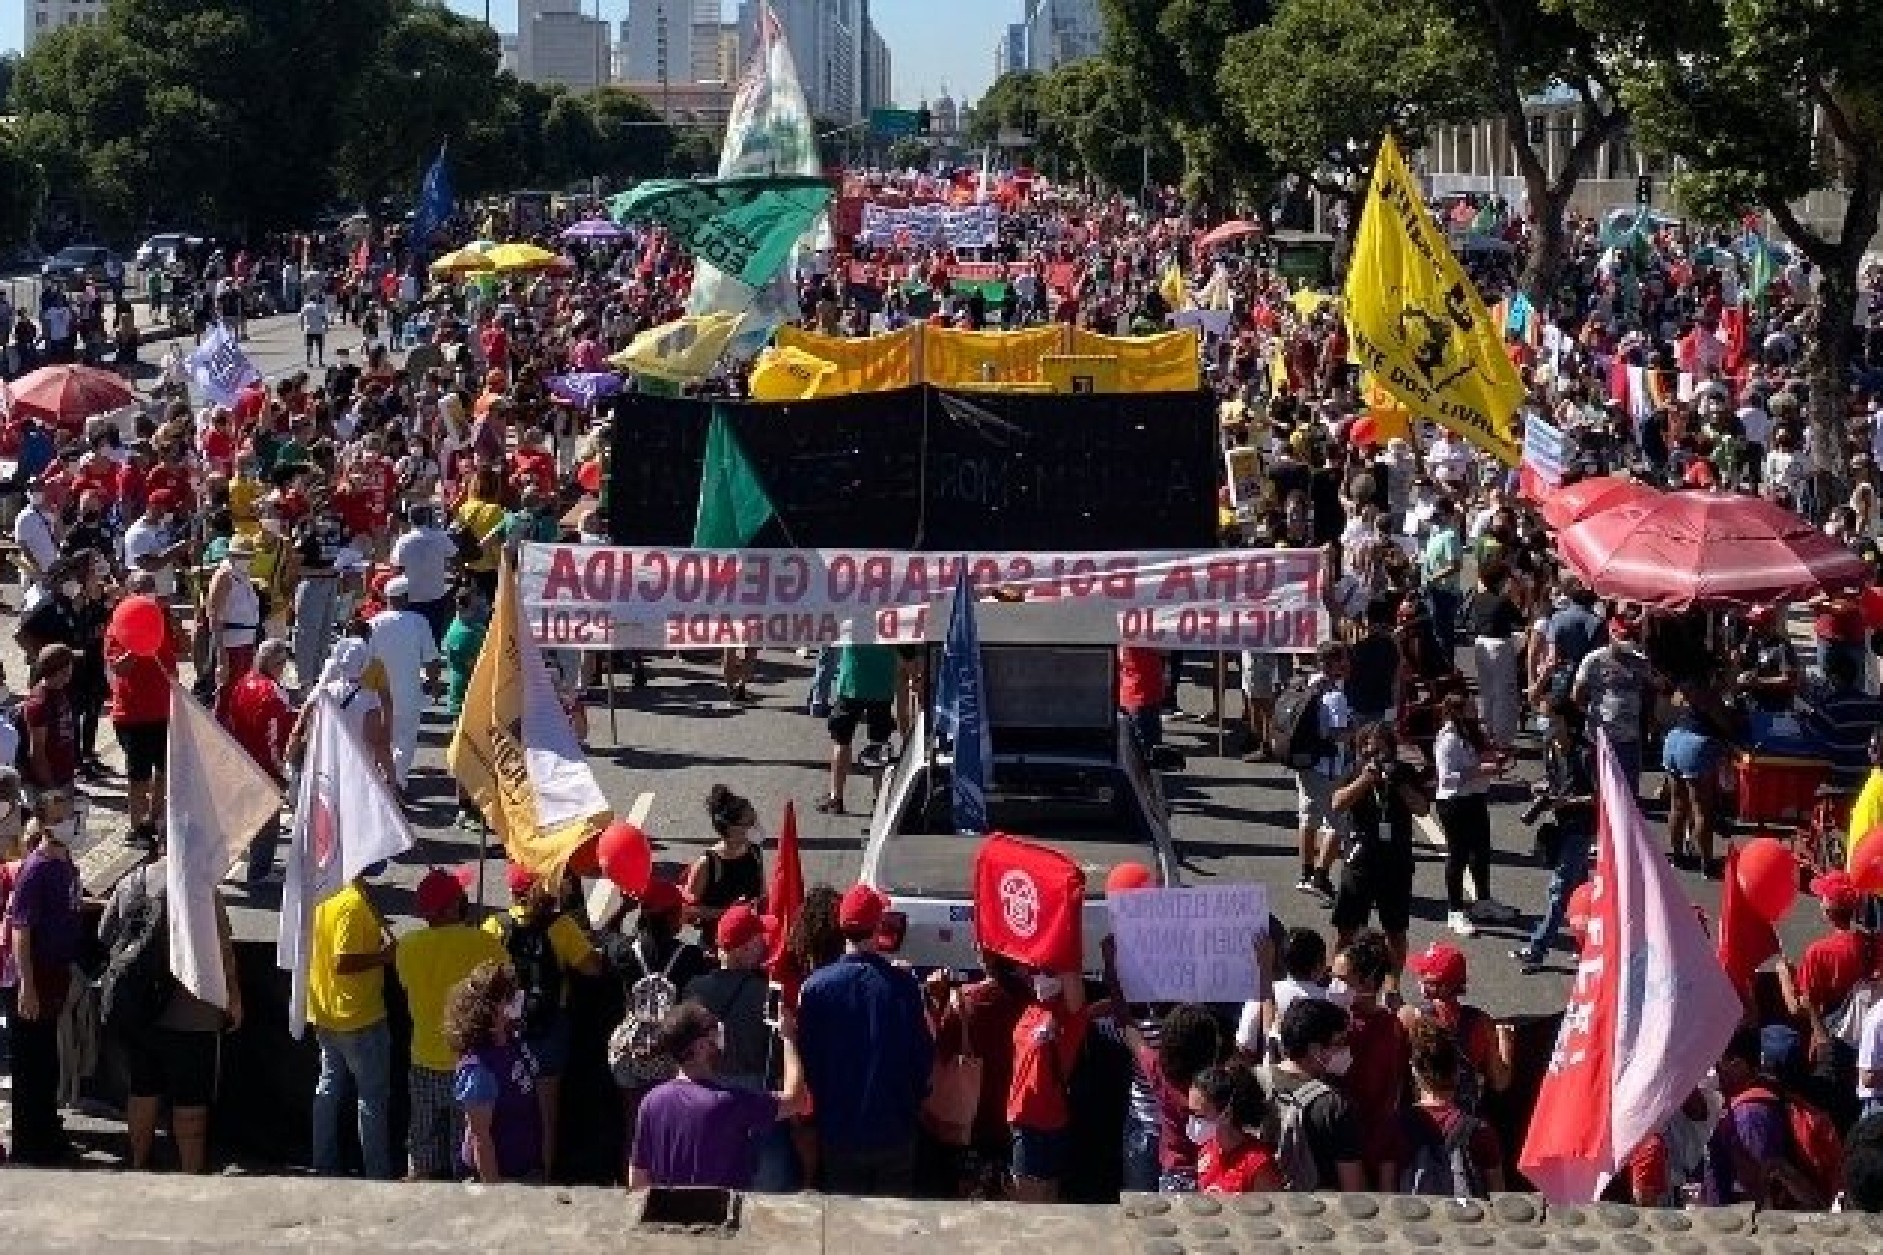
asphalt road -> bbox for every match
[9,310,1833,1029]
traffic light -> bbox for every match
[1635,174,1652,207]
[916,107,932,136]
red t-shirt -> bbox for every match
[479,326,509,366]
[933,979,1028,1152]
[510,447,557,500]
[145,464,195,515]
[234,385,267,424]
[330,485,379,539]
[1119,647,1168,712]
[1814,601,1864,644]
[1198,1135,1279,1194]
[117,462,149,515]
[1341,1001,1411,1171]
[21,686,78,790]
[201,426,236,475]
[71,462,119,508]
[1402,1101,1502,1179]
[1798,928,1874,1011]
[105,625,179,725]
[225,671,293,781]
[1006,1002,1089,1132]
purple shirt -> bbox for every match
[454,1039,543,1180]
[629,1077,779,1188]
[6,847,81,975]
[1705,1092,1785,1204]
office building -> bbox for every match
[519,0,610,91]
[24,0,103,51]
[864,23,893,113]
[621,0,727,87]
[997,23,1028,78]
[1025,0,1103,73]
[738,0,874,122]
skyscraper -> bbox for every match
[737,0,874,122]
[519,0,610,90]
[1025,0,1103,73]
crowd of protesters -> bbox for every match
[2,179,1883,1214]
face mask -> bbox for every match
[1322,1045,1354,1077]
[59,581,80,599]
[503,991,526,1022]
[744,820,768,846]
[713,1022,727,1053]
[229,558,251,572]
[1185,1115,1217,1147]
[1325,978,1354,1009]
[1032,974,1064,1003]
[25,492,43,507]
[261,518,283,535]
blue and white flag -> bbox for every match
[411,145,454,251]
[934,562,992,834]
[185,322,259,407]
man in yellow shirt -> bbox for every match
[396,868,506,1180]
[483,865,604,1179]
[309,875,396,1179]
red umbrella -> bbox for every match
[1557,490,1868,609]
[8,365,136,430]
[1540,475,1661,530]
[1199,220,1263,250]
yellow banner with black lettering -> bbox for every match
[1344,134,1523,465]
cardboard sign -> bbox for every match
[1523,413,1568,488]
[519,544,1329,653]
[1106,884,1269,1004]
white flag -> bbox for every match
[185,321,260,407]
[276,696,414,1039]
[164,681,281,1009]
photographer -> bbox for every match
[1329,722,1431,981]
[1510,697,1597,974]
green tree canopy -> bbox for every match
[965,71,1044,149]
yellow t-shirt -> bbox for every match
[456,500,509,573]
[481,907,597,1003]
[1848,768,1883,871]
[308,884,388,1033]
[229,477,263,534]
[395,923,508,1071]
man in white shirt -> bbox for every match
[367,577,440,792]
[388,506,457,644]
[121,489,189,603]
[300,296,329,367]
[12,486,61,612]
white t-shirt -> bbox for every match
[121,517,177,597]
[12,504,59,578]
[300,300,329,335]
[1235,976,1331,1056]
[1857,999,1883,1099]
[389,527,456,604]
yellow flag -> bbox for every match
[1344,134,1524,464]
[608,312,741,382]
[446,561,611,881]
[749,345,837,401]
[1160,260,1189,311]
[1290,289,1334,321]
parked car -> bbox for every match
[40,245,121,286]
[134,233,206,270]
[858,599,1182,977]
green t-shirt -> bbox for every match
[442,615,489,716]
[836,644,898,702]
[1422,526,1462,591]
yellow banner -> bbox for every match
[923,325,1066,387]
[1069,329,1202,393]
[446,562,608,881]
[609,312,741,382]
[776,324,919,393]
[1344,134,1524,464]
[749,345,837,401]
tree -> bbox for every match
[587,88,674,185]
[1098,0,1275,206]
[1220,0,1488,213]
[668,127,722,176]
[0,129,47,248]
[1566,0,1883,501]
[1036,59,1179,195]
[541,91,603,186]
[966,71,1043,149]
[885,137,932,172]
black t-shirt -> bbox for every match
[1466,593,1524,639]
[684,966,775,1085]
[1345,632,1400,715]
[695,846,764,911]
[600,930,714,993]
[1341,761,1420,869]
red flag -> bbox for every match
[972,833,1085,973]
[764,800,804,974]
[1519,733,1743,1201]
[1721,303,1749,374]
[1717,844,1779,1003]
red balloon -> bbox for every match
[1105,861,1156,896]
[1861,586,1883,631]
[597,820,653,896]
[577,460,602,493]
[110,595,168,658]
[1735,836,1800,924]
[1351,415,1381,447]
[1851,828,1883,893]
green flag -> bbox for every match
[610,175,833,291]
[693,409,778,547]
[1744,229,1775,305]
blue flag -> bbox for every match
[934,562,992,834]
[185,322,259,407]
[411,145,453,251]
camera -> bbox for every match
[1519,782,1552,826]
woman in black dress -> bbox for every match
[682,784,766,944]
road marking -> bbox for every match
[584,790,655,923]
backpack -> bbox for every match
[1730,1086,1844,1207]
[607,937,686,1090]
[99,864,174,1033]
[495,912,564,1040]
[1828,933,1882,1050]
[1399,1109,1487,1198]
[1269,676,1331,769]
[1271,1077,1333,1191]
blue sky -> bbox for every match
[5,2,1015,104]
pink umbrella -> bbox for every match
[1198,220,1263,250]
[7,365,136,430]
[1557,490,1868,609]
[1540,475,1661,530]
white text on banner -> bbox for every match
[518,545,1329,654]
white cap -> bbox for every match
[384,576,410,599]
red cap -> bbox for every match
[716,903,775,952]
[1106,862,1157,896]
[148,488,179,512]
[638,879,684,917]
[414,868,466,920]
[1811,870,1861,912]
[1407,942,1468,989]
[505,864,536,896]
[839,884,889,934]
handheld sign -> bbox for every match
[1107,884,1268,1004]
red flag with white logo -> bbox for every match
[973,832,1085,973]
[1518,732,1741,1200]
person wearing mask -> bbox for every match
[683,785,765,940]
[629,998,810,1190]
[1777,870,1875,1084]
[365,577,439,795]
[1464,559,1525,762]
[483,866,606,1180]
[389,505,457,645]
[1328,930,1410,1188]
[1432,691,1510,934]
[1735,603,1802,713]
[1330,723,1429,970]
[1419,496,1465,661]
[1188,1062,1282,1194]
[928,951,1031,1196]
[1006,963,1091,1203]
[205,536,263,720]
[1292,641,1353,903]
[5,810,83,1164]
[395,868,506,1181]
[796,884,934,1195]
[1572,613,1656,797]
[1532,581,1605,707]
[684,908,785,1184]
[97,838,242,1173]
[446,960,545,1183]
[21,644,80,810]
[12,477,61,612]
[105,571,180,844]
[1258,998,1366,1192]
[1512,697,1599,972]
[309,867,397,1179]
[1400,1017,1505,1196]
[1236,927,1329,1063]
[1398,944,1514,1115]
[121,488,190,606]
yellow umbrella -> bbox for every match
[429,246,495,277]
[486,242,560,273]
